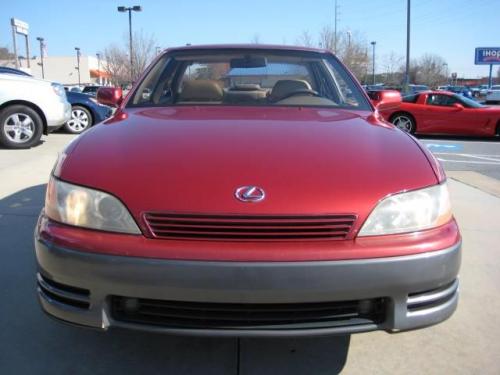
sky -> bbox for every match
[2,0,499,78]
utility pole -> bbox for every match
[118,5,142,82]
[96,53,101,85]
[404,0,411,92]
[334,0,340,53]
[36,37,45,78]
[75,47,81,87]
[371,41,376,85]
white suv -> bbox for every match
[486,85,500,104]
[0,73,71,149]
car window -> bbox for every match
[402,94,419,103]
[426,94,459,107]
[129,50,370,109]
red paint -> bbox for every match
[379,91,500,136]
[38,215,460,261]
[44,46,459,262]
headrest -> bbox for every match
[179,80,224,101]
[269,79,312,101]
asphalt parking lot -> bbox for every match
[1,133,500,374]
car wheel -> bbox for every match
[0,105,43,149]
[390,113,416,134]
[65,106,92,134]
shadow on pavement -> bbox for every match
[0,184,350,375]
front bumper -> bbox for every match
[35,236,461,337]
[46,102,71,132]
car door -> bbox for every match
[422,93,485,135]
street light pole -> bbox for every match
[371,41,376,85]
[404,0,411,92]
[36,37,45,79]
[118,5,142,82]
[96,53,101,85]
[75,47,81,87]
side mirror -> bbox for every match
[369,90,402,112]
[97,87,123,107]
[452,103,464,110]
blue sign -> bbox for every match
[475,47,500,65]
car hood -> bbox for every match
[59,106,437,227]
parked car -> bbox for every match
[406,84,429,94]
[81,85,102,97]
[0,73,71,148]
[440,85,473,98]
[485,85,500,104]
[478,84,490,97]
[0,66,32,77]
[378,90,500,136]
[64,91,112,134]
[35,45,461,337]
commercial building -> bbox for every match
[1,55,110,86]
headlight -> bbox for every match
[358,183,452,237]
[45,176,141,234]
[51,82,66,98]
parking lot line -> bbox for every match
[436,157,500,165]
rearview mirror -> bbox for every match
[97,87,123,107]
[369,90,402,112]
[230,56,267,69]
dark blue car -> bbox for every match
[64,91,112,134]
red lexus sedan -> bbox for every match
[374,90,500,136]
[35,45,461,336]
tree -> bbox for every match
[295,31,314,48]
[103,30,156,85]
[382,52,404,85]
[415,54,448,87]
[0,47,15,64]
[251,34,261,44]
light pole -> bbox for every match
[370,41,376,85]
[75,47,81,87]
[443,63,448,85]
[96,52,101,85]
[117,5,142,82]
[36,37,45,79]
[404,0,411,91]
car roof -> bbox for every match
[164,44,330,54]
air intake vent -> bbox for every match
[111,296,386,330]
[143,213,357,241]
[37,273,90,309]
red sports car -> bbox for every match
[376,90,500,136]
[35,45,461,337]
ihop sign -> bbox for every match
[475,47,500,65]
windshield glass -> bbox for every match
[129,50,370,109]
[454,94,484,108]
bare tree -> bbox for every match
[0,47,15,65]
[382,52,404,85]
[251,34,261,44]
[103,30,156,86]
[414,54,448,87]
[296,31,314,48]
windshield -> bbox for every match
[454,94,484,108]
[129,49,370,110]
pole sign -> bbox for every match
[475,47,500,65]
[11,18,29,36]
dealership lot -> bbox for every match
[1,134,499,374]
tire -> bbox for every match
[390,112,416,134]
[0,104,43,149]
[64,105,93,134]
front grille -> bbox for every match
[143,213,357,241]
[111,296,386,330]
[37,273,90,309]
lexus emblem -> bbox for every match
[235,186,266,202]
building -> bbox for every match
[1,55,110,86]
